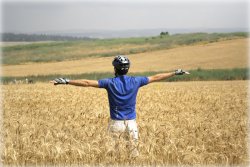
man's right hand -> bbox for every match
[51,78,70,85]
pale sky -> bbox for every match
[1,0,249,33]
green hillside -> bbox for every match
[2,32,248,65]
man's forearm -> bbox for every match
[154,72,175,81]
[68,80,99,87]
[148,72,175,83]
[68,80,88,87]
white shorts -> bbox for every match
[107,119,138,141]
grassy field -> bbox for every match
[1,68,249,84]
[2,38,248,77]
[1,32,248,65]
[2,81,248,166]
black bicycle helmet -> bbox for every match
[112,55,130,70]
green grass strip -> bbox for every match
[1,68,249,84]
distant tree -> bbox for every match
[1,33,93,42]
[160,31,169,37]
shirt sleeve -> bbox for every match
[98,78,109,88]
[136,76,149,87]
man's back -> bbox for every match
[98,75,148,120]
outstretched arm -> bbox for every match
[148,69,189,83]
[148,72,175,83]
[68,79,99,87]
[50,78,99,88]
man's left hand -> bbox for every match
[175,69,190,75]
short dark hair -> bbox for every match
[115,68,128,76]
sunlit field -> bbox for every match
[3,81,248,166]
[2,38,248,77]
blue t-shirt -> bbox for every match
[98,75,149,120]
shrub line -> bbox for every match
[1,68,249,84]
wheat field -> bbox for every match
[2,80,248,166]
[2,38,248,77]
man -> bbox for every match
[51,55,189,157]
